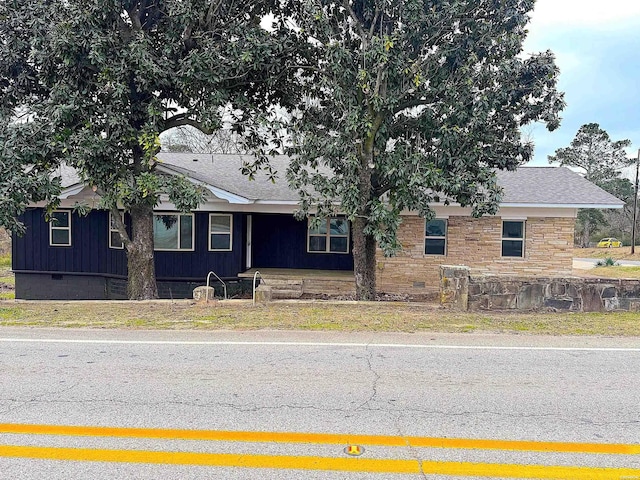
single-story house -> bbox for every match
[11,153,624,300]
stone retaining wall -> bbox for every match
[440,266,640,312]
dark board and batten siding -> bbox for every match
[13,209,247,299]
[154,212,245,280]
[12,209,128,276]
[13,209,246,280]
[13,209,353,299]
[251,213,354,271]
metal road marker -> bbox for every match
[344,445,364,456]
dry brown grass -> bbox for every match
[574,246,640,260]
[589,266,640,279]
[0,300,639,336]
[0,230,13,300]
[0,228,10,256]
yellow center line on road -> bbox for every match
[0,423,639,455]
[0,445,421,474]
[422,460,640,479]
[1,444,640,478]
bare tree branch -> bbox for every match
[163,114,213,134]
[342,0,366,39]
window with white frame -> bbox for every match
[49,210,71,246]
[502,220,525,257]
[209,214,232,251]
[425,219,447,255]
[153,213,194,251]
[308,217,349,254]
[109,212,124,249]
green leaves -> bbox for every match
[164,175,207,214]
[285,0,563,290]
[0,0,304,226]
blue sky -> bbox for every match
[522,0,640,171]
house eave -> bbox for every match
[499,202,625,209]
[59,183,86,199]
[205,186,253,204]
[253,200,301,205]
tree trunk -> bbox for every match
[352,217,377,301]
[126,203,158,300]
[351,137,379,301]
[581,217,591,248]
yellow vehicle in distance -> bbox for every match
[597,237,623,248]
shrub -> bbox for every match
[595,257,619,267]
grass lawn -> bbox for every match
[573,246,640,280]
[574,246,640,261]
[590,266,640,279]
[0,300,639,336]
[0,233,637,336]
[0,252,14,300]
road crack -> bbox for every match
[354,346,381,411]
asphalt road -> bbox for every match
[0,328,639,479]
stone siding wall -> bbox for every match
[377,215,574,295]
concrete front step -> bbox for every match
[254,275,355,299]
[264,278,303,286]
[261,278,304,299]
[271,288,304,299]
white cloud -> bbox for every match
[530,0,640,27]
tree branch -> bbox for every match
[342,0,366,39]
[369,6,381,38]
[392,98,434,115]
[163,114,213,135]
[109,207,132,249]
[117,14,134,41]
[205,0,226,27]
[126,4,142,31]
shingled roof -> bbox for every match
[59,153,624,208]
[495,167,625,207]
[156,153,298,202]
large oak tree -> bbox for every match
[0,0,302,299]
[280,0,564,300]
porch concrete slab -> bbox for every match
[239,268,354,280]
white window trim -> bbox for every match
[425,218,447,256]
[109,211,125,250]
[153,212,195,252]
[208,213,233,252]
[49,210,71,247]
[501,220,525,258]
[307,217,350,254]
